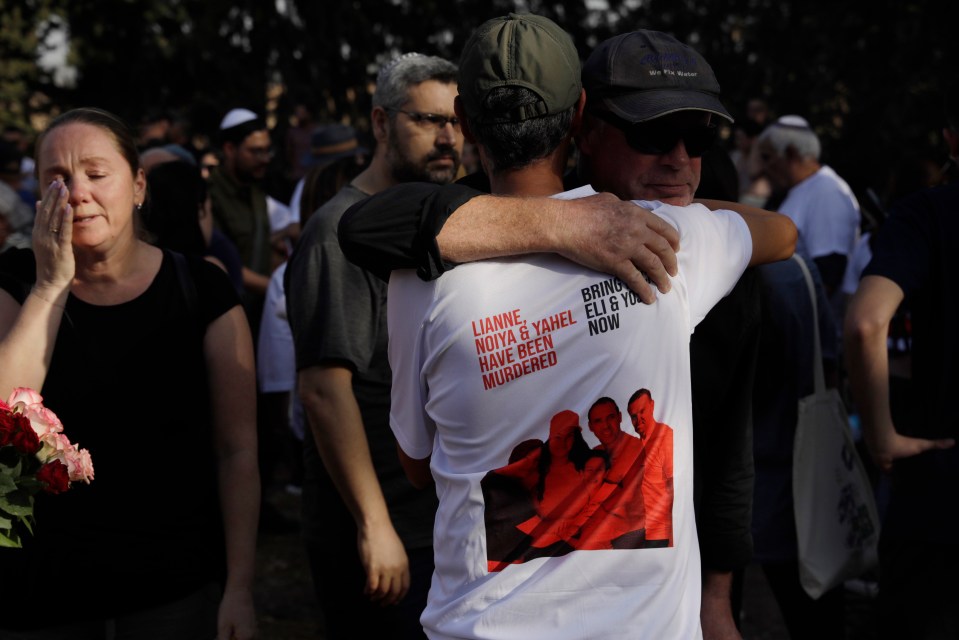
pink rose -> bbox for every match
[62,446,95,484]
[7,388,44,408]
[36,432,72,464]
[22,405,63,439]
[37,434,94,483]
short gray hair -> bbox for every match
[757,115,821,160]
[373,53,458,110]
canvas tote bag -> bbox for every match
[791,254,881,599]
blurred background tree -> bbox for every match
[1,0,956,210]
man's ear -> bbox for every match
[453,96,476,144]
[371,106,390,144]
[575,111,602,158]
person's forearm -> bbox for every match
[299,367,395,532]
[701,570,742,640]
[339,184,681,301]
[206,307,260,595]
[436,194,564,263]
[0,287,69,398]
[442,192,681,302]
[845,275,955,468]
[696,198,797,265]
[844,276,901,444]
[844,298,894,450]
[218,446,260,592]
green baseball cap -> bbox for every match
[457,13,581,125]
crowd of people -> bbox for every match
[0,10,956,640]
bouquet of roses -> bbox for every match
[0,388,94,547]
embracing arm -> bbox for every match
[298,365,411,605]
[696,198,797,266]
[843,275,954,471]
[339,182,680,303]
[206,305,260,640]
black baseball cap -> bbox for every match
[582,30,732,124]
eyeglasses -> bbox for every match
[388,108,461,131]
[242,145,274,159]
[590,110,718,157]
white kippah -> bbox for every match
[219,108,259,130]
[776,115,811,129]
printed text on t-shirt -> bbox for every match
[473,308,575,390]
[581,277,645,336]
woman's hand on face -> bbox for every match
[33,179,75,291]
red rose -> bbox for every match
[0,410,15,446]
[10,413,40,454]
[36,460,70,494]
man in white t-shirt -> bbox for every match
[387,13,796,639]
[757,115,861,302]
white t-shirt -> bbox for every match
[257,262,295,394]
[289,177,306,223]
[779,165,860,260]
[388,186,752,640]
[267,195,297,231]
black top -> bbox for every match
[865,181,959,439]
[863,181,959,543]
[0,248,239,628]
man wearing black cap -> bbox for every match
[385,14,795,638]
[341,27,766,639]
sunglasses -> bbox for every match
[590,110,718,157]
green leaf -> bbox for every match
[0,492,33,517]
[0,530,22,548]
[0,473,16,496]
[0,513,11,528]
[0,453,22,477]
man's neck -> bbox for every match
[350,153,395,196]
[487,147,569,197]
[790,159,821,187]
